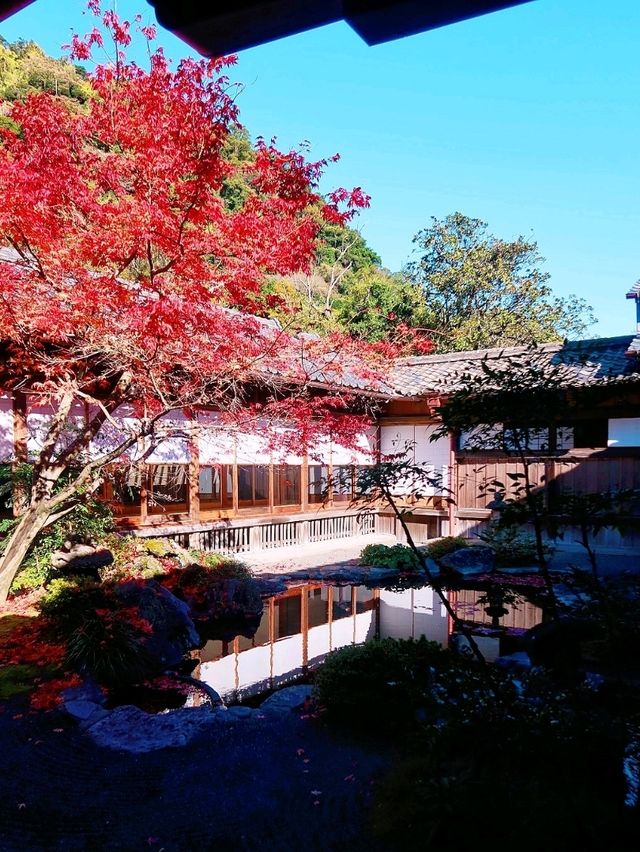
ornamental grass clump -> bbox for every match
[39,579,157,686]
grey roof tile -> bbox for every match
[391,336,640,397]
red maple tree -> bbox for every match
[0,4,392,599]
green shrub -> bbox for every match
[360,543,419,571]
[199,553,254,581]
[373,710,630,852]
[478,522,549,565]
[143,538,177,558]
[422,536,468,562]
[10,561,53,594]
[7,498,115,594]
[313,638,503,731]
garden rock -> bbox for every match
[222,705,253,720]
[366,567,401,584]
[138,537,193,566]
[51,543,114,577]
[64,699,105,721]
[259,685,313,714]
[440,546,495,576]
[61,678,106,706]
[524,616,600,671]
[321,567,367,584]
[495,651,532,671]
[256,577,289,596]
[87,704,217,753]
[116,580,200,669]
[497,566,540,576]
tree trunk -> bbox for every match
[0,506,51,602]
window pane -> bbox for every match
[199,466,221,499]
[333,465,353,501]
[307,587,329,628]
[275,594,302,639]
[254,465,269,502]
[238,465,253,501]
[332,586,352,620]
[112,466,142,507]
[148,464,187,512]
[274,465,300,505]
[308,465,328,503]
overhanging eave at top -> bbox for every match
[146,0,533,56]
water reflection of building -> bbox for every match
[197,583,543,701]
[198,584,380,702]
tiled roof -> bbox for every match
[626,281,640,299]
[391,336,640,397]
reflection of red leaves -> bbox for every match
[29,674,82,711]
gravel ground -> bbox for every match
[0,698,393,852]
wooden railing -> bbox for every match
[137,510,378,556]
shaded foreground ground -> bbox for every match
[0,698,391,851]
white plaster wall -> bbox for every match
[379,588,448,645]
[145,410,190,464]
[0,393,13,462]
[197,411,235,464]
[331,617,354,652]
[308,437,332,464]
[272,635,303,678]
[26,395,86,461]
[236,644,272,693]
[200,654,237,697]
[91,403,143,461]
[270,426,303,464]
[308,623,331,664]
[354,610,376,644]
[380,425,415,460]
[236,431,271,464]
[608,418,640,447]
[352,429,377,465]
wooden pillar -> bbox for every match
[139,462,148,524]
[187,414,200,523]
[268,463,275,514]
[448,433,457,537]
[301,586,309,668]
[301,453,309,512]
[231,437,239,516]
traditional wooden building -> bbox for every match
[2,313,640,553]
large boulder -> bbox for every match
[51,542,113,578]
[440,546,495,577]
[115,580,200,670]
[524,616,600,672]
[175,575,264,641]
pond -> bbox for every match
[194,581,544,704]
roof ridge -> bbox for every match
[397,340,564,366]
[396,334,638,367]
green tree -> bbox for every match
[333,266,428,342]
[0,38,92,103]
[407,213,595,352]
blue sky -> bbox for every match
[2,0,639,337]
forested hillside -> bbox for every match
[0,39,595,353]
